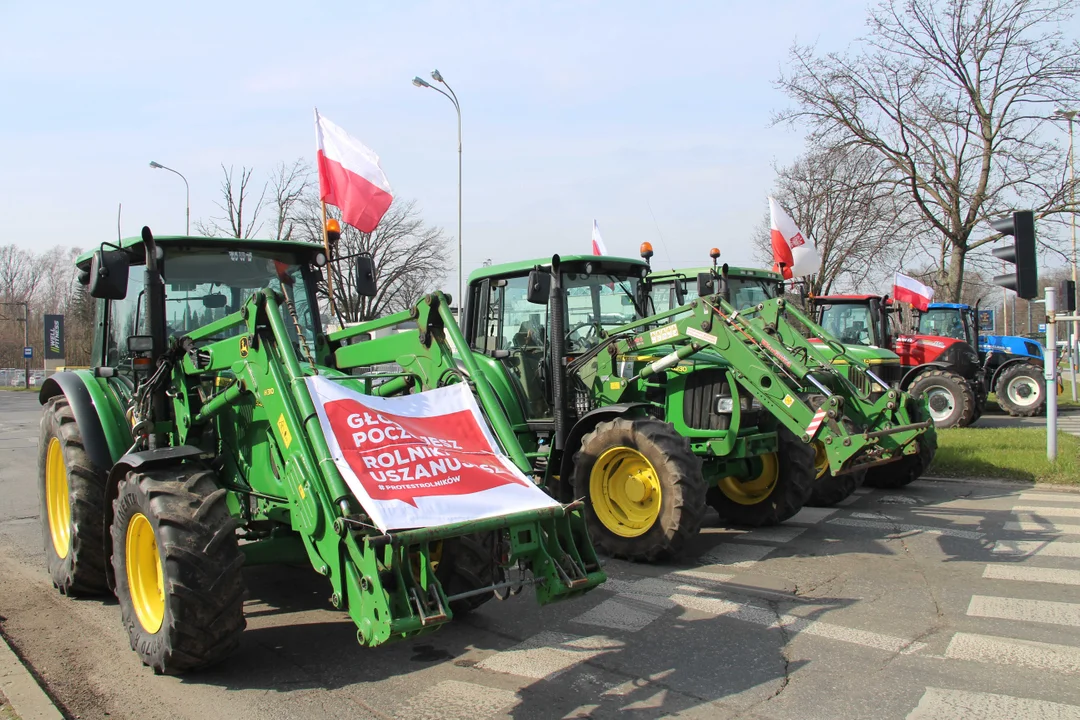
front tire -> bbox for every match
[865,402,938,489]
[38,395,109,595]
[908,370,974,428]
[435,534,501,615]
[996,363,1045,417]
[572,418,705,563]
[112,466,246,674]
[708,426,815,526]
[806,442,867,507]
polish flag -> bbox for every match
[769,197,820,279]
[315,109,393,233]
[893,273,935,311]
[591,220,608,255]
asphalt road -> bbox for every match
[1,389,1079,720]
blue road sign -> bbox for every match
[1039,323,1047,333]
[22,346,32,359]
[977,309,995,332]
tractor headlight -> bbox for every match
[715,397,735,413]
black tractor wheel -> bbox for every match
[572,417,705,563]
[908,370,975,428]
[995,363,1046,417]
[806,442,867,507]
[435,533,501,615]
[111,465,246,674]
[38,395,110,596]
[708,426,815,526]
[865,400,938,489]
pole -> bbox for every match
[1069,116,1078,401]
[320,202,338,321]
[1046,286,1058,461]
[456,104,462,319]
[23,302,29,389]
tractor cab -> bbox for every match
[917,303,979,349]
[646,248,784,314]
[815,295,893,348]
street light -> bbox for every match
[1054,109,1078,400]
[413,70,463,312]
[149,161,190,235]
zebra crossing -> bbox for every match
[386,483,1080,719]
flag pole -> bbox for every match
[321,200,339,320]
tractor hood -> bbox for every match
[979,334,1044,360]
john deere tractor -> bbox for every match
[38,228,603,674]
[459,252,932,562]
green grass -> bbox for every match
[931,427,1080,485]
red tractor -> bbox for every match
[811,294,985,428]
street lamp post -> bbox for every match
[149,161,190,235]
[413,71,463,313]
[1,301,30,388]
[1055,109,1078,400]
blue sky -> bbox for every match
[1,1,885,281]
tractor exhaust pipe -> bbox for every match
[548,255,568,450]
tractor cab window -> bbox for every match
[653,275,778,313]
[563,271,642,353]
[818,303,876,346]
[99,264,148,370]
[483,275,550,419]
[918,308,968,342]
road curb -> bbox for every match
[919,475,1080,493]
[0,631,63,720]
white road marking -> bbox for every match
[990,540,1080,557]
[982,564,1080,586]
[733,525,806,544]
[787,506,837,524]
[475,632,623,680]
[1004,520,1080,534]
[945,632,1080,675]
[664,568,735,585]
[698,543,775,568]
[878,495,919,504]
[670,593,926,655]
[853,487,873,495]
[571,595,670,632]
[906,687,1080,720]
[968,595,1080,627]
[1012,505,1080,518]
[836,494,862,506]
[827,517,984,540]
[395,680,519,719]
[1018,492,1080,504]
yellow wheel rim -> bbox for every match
[126,513,165,634]
[588,447,662,538]
[717,453,779,506]
[45,438,72,559]
[813,443,829,479]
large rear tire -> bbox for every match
[708,427,815,526]
[111,465,246,674]
[995,363,1045,417]
[908,370,975,428]
[38,395,109,596]
[572,417,705,563]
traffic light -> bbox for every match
[1060,279,1077,312]
[991,210,1037,300]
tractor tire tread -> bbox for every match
[708,426,815,526]
[995,363,1046,417]
[909,369,975,428]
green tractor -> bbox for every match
[459,251,932,562]
[646,256,923,505]
[38,228,603,674]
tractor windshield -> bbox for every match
[818,303,876,346]
[563,270,643,352]
[651,275,778,314]
[918,308,974,345]
[162,248,320,347]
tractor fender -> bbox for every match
[556,403,653,501]
[899,362,955,390]
[989,356,1043,393]
[38,372,123,474]
[101,445,209,590]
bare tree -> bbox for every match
[268,159,313,242]
[754,143,923,294]
[775,0,1080,301]
[0,245,43,303]
[295,196,450,322]
[194,164,267,238]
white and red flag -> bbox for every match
[769,197,820,279]
[315,109,394,233]
[591,220,608,255]
[306,376,558,531]
[893,272,935,311]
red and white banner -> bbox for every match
[306,376,558,532]
[893,272,934,312]
[591,220,608,256]
[315,109,394,233]
[769,197,820,279]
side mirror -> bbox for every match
[527,269,550,305]
[674,279,686,306]
[202,293,228,309]
[89,250,130,299]
[697,272,715,298]
[355,256,377,298]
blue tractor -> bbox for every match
[919,303,1050,417]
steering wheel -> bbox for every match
[566,322,598,351]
